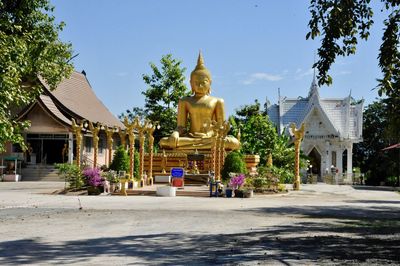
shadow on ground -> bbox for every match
[352,185,400,192]
[0,204,399,265]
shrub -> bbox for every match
[250,166,280,192]
[385,176,398,186]
[110,146,130,173]
[110,146,140,180]
[55,163,84,190]
[133,150,140,180]
[221,151,247,182]
[269,165,294,184]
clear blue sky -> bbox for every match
[51,0,388,117]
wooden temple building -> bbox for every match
[1,71,124,180]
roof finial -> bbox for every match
[308,52,319,98]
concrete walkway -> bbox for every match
[0,182,399,265]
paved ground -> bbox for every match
[0,182,399,265]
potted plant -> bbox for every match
[229,173,246,198]
[103,170,119,193]
[156,184,176,197]
[83,167,103,195]
[242,177,254,198]
[225,186,234,198]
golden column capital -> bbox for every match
[118,127,127,149]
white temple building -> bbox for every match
[268,77,364,182]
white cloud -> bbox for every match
[243,72,283,85]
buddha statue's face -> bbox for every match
[190,72,211,96]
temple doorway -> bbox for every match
[308,147,322,181]
[26,134,69,164]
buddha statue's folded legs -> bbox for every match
[159,135,240,150]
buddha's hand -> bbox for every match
[189,132,212,138]
[169,131,179,147]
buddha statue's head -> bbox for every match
[190,52,212,96]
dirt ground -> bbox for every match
[0,182,399,265]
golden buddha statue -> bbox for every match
[159,52,240,150]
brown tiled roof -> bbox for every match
[40,71,124,128]
[38,95,71,126]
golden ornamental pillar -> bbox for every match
[221,122,230,169]
[71,118,85,169]
[124,117,138,180]
[216,121,230,181]
[291,123,305,190]
[161,149,167,174]
[146,120,158,186]
[118,127,127,149]
[212,131,219,179]
[136,119,149,187]
[89,122,101,168]
[105,127,115,167]
[203,120,218,179]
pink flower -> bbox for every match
[83,167,102,187]
[229,174,246,189]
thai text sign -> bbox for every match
[171,167,185,178]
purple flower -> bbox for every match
[83,167,102,187]
[229,174,246,189]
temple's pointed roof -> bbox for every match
[267,76,363,141]
[37,71,124,128]
[308,70,319,98]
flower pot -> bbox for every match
[243,189,254,198]
[87,186,103,195]
[156,186,176,197]
[234,189,244,198]
[225,188,233,198]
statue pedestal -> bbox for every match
[144,151,259,184]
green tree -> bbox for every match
[231,101,279,165]
[307,0,399,93]
[231,100,304,179]
[240,114,279,166]
[353,100,398,185]
[272,133,296,170]
[0,0,74,152]
[120,54,190,145]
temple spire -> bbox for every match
[308,68,319,98]
[308,52,319,98]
